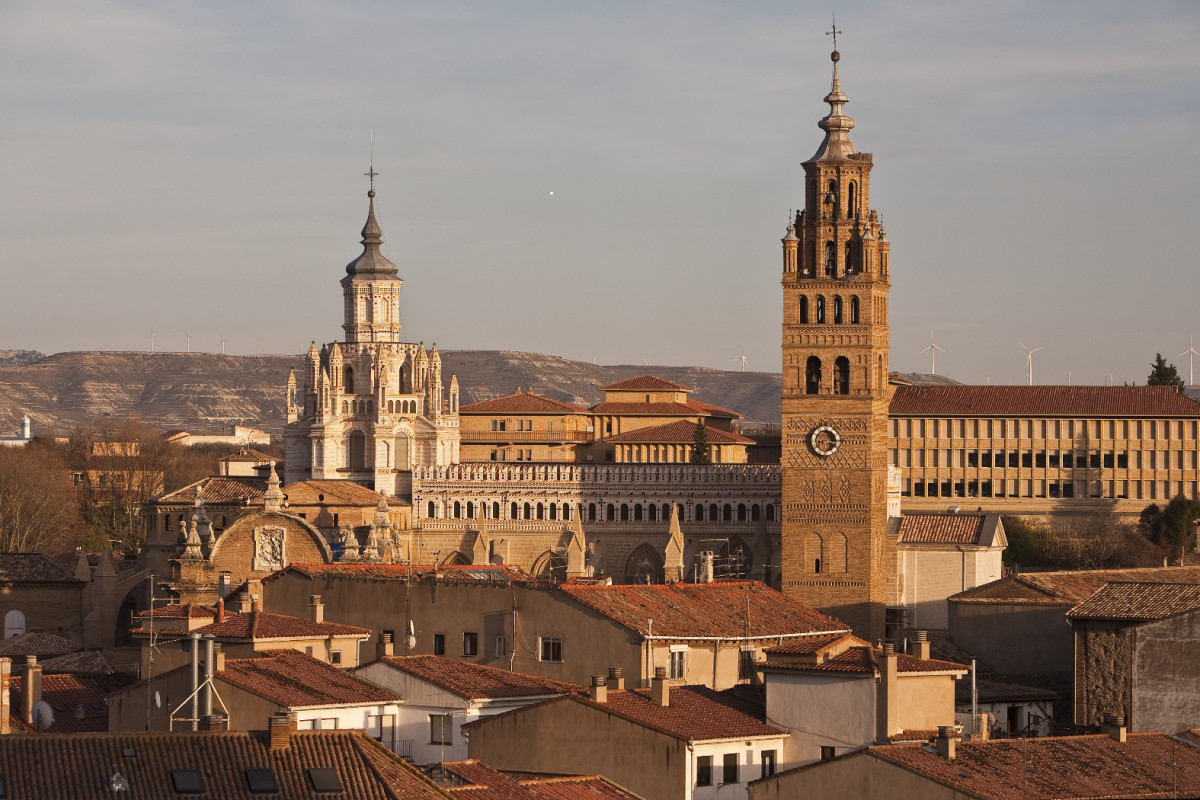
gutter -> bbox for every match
[638,628,852,644]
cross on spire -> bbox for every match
[826,16,842,50]
[364,130,378,191]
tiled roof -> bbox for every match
[558,581,847,639]
[154,475,267,504]
[283,480,406,507]
[220,650,400,708]
[604,419,753,445]
[190,610,370,641]
[599,375,693,392]
[889,385,1200,417]
[373,656,576,701]
[764,633,850,656]
[39,650,116,675]
[0,553,84,584]
[437,761,642,799]
[1067,582,1200,621]
[459,393,588,414]
[898,514,986,545]
[565,685,784,742]
[135,602,216,620]
[218,448,276,462]
[590,400,740,419]
[951,566,1200,606]
[10,672,135,734]
[955,679,1057,705]
[762,640,967,676]
[865,732,1200,800]
[0,632,80,658]
[265,563,536,585]
[0,729,454,799]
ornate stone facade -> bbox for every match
[780,48,893,640]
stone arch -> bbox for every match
[625,544,664,585]
[442,551,471,566]
[805,532,824,574]
[828,532,849,573]
[531,550,567,583]
[4,610,25,639]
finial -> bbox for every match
[364,130,378,196]
[826,15,842,55]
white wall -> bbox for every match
[690,737,788,800]
[900,547,1003,630]
[292,702,402,750]
[764,672,875,766]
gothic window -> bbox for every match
[737,504,747,522]
[549,503,557,520]
[342,401,348,414]
[824,242,835,276]
[723,504,732,522]
[523,502,532,520]
[588,503,597,521]
[695,504,705,522]
[799,296,809,324]
[606,503,615,521]
[835,356,850,395]
[620,504,630,522]
[348,431,366,470]
[536,502,544,520]
[848,181,857,216]
[662,503,671,521]
[833,296,843,324]
[850,296,860,324]
[766,504,776,521]
[394,432,410,471]
[709,503,719,521]
[625,545,664,585]
[806,356,822,395]
[634,504,643,521]
[816,296,826,323]
[453,501,461,518]
[427,501,435,518]
[511,501,518,519]
[648,504,657,522]
[492,502,500,519]
[466,501,475,519]
[344,367,355,394]
[751,504,761,521]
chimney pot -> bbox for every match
[913,631,930,661]
[882,642,895,656]
[308,595,323,624]
[378,632,394,659]
[198,713,226,732]
[269,712,291,749]
[935,726,958,760]
[589,676,608,703]
[1102,713,1127,742]
[20,656,40,726]
[651,667,669,707]
[606,666,625,691]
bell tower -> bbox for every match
[780,42,892,640]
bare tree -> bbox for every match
[0,444,83,552]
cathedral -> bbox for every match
[282,181,462,498]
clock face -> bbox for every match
[809,424,841,457]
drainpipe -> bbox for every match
[189,633,200,732]
[202,635,215,718]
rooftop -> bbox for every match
[219,650,400,708]
[10,672,135,734]
[370,656,576,701]
[889,385,1200,418]
[950,566,1200,606]
[589,400,740,419]
[0,632,81,659]
[459,392,588,414]
[0,553,84,584]
[604,419,753,445]
[436,760,642,799]
[558,580,846,640]
[188,610,370,641]
[896,513,1005,547]
[282,479,407,507]
[762,635,967,676]
[1067,581,1200,621]
[598,375,694,392]
[154,475,266,505]
[954,678,1057,706]
[264,563,536,585]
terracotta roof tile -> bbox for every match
[154,475,267,504]
[459,393,588,414]
[39,650,117,675]
[564,685,783,742]
[763,637,967,675]
[9,672,135,734]
[372,656,576,701]
[865,732,1200,800]
[763,633,850,656]
[218,448,276,462]
[954,679,1057,705]
[219,649,400,707]
[951,566,1200,605]
[558,581,847,639]
[589,399,741,419]
[283,479,405,507]
[599,375,694,392]
[265,563,536,585]
[1067,581,1200,621]
[190,610,369,640]
[135,602,216,620]
[0,553,84,584]
[0,632,81,658]
[438,761,642,800]
[889,385,1200,417]
[0,729,454,798]
[604,419,753,445]
[898,514,986,545]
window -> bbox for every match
[539,636,563,663]
[761,750,777,778]
[3,610,25,639]
[306,768,342,793]
[494,636,508,658]
[433,634,445,656]
[723,753,739,784]
[171,770,204,795]
[330,651,342,665]
[463,632,478,656]
[821,746,837,761]
[245,768,280,795]
[696,756,713,787]
[805,356,822,395]
[738,649,756,679]
[799,295,809,323]
[669,648,686,680]
[430,714,452,745]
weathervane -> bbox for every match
[364,130,378,192]
[826,15,842,50]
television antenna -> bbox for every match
[920,331,945,375]
[1019,342,1043,385]
[1179,336,1199,386]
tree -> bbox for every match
[1157,495,1200,565]
[0,444,84,553]
[690,420,711,464]
[1147,353,1185,390]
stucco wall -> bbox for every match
[901,548,1002,630]
[948,601,1073,674]
[765,671,875,765]
[1133,610,1200,734]
[749,752,966,800]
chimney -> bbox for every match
[377,632,394,660]
[698,551,714,584]
[236,591,251,614]
[217,573,231,599]
[651,666,669,707]
[935,725,957,760]
[269,711,292,750]
[1102,713,1127,743]
[214,643,226,673]
[589,675,608,703]
[913,630,930,661]
[606,666,625,692]
[876,643,898,742]
[215,598,225,624]
[20,656,41,725]
[198,713,226,732]
[0,658,10,735]
[308,595,324,624]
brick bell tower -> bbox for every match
[780,42,892,640]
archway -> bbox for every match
[624,545,664,585]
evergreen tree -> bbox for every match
[1147,353,1185,389]
[690,419,711,464]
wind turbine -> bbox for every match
[1019,342,1044,386]
[184,332,191,354]
[149,328,155,352]
[219,333,228,356]
[920,332,945,375]
[1103,368,1114,386]
[1179,336,1199,386]
[732,351,750,373]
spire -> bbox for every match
[783,210,798,243]
[806,43,857,163]
[264,462,283,513]
[344,186,400,280]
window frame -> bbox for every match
[463,632,478,657]
[539,635,563,663]
[722,753,739,785]
[696,756,713,787]
[429,714,452,746]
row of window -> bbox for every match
[423,500,778,523]
[430,632,558,662]
[490,419,536,431]
[892,417,1200,442]
[893,448,1196,470]
[489,449,534,461]
[695,750,777,787]
[904,478,1197,502]
[798,294,861,325]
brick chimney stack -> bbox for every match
[1102,713,1127,743]
[589,675,607,703]
[876,643,898,742]
[651,666,669,707]
[269,712,292,750]
[606,667,625,692]
[198,713,226,732]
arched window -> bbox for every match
[606,504,616,521]
[806,356,822,395]
[835,356,850,395]
[828,180,839,219]
[663,503,671,521]
[427,501,435,518]
[816,296,826,324]
[695,504,705,522]
[453,501,461,518]
[850,296,860,324]
[723,504,732,522]
[4,610,25,639]
[833,296,843,324]
[536,502,544,520]
[766,504,776,521]
[845,241,855,274]
[466,501,475,519]
[806,533,824,574]
[588,503,597,521]
[510,502,518,519]
[344,366,355,394]
[633,504,643,522]
[549,503,557,521]
[523,503,532,520]
[620,504,630,522]
[563,503,571,521]
[799,296,809,324]
[709,503,719,521]
[751,504,761,521]
[492,501,500,519]
[648,504,657,522]
[348,430,366,470]
[807,242,816,276]
[625,545,664,585]
[824,242,835,276]
[737,504,747,522]
[848,181,857,216]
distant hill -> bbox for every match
[0,350,785,438]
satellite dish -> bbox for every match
[31,700,54,731]
[405,635,417,650]
[154,691,161,709]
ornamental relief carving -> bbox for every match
[253,526,286,572]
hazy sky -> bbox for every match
[2,1,1198,386]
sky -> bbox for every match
[1,1,1198,386]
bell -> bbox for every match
[823,191,835,204]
